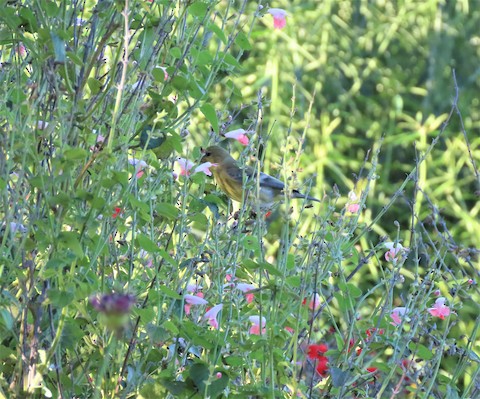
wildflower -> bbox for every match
[204,304,223,329]
[428,297,451,320]
[6,222,27,233]
[224,128,252,146]
[37,121,49,130]
[390,307,407,326]
[16,43,27,57]
[236,283,255,303]
[176,157,195,176]
[248,315,266,335]
[315,356,329,377]
[194,162,217,176]
[112,207,122,218]
[184,294,208,315]
[303,293,321,311]
[75,17,87,26]
[268,8,287,29]
[186,283,202,293]
[384,242,408,265]
[346,191,361,213]
[89,292,136,314]
[365,327,384,340]
[128,158,148,178]
[307,344,328,360]
[154,65,169,81]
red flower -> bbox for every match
[112,207,122,218]
[307,343,328,360]
[365,327,384,339]
[367,367,378,373]
[315,356,329,377]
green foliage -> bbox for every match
[0,0,479,398]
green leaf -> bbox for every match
[169,47,182,59]
[171,75,189,90]
[200,103,218,133]
[408,342,433,360]
[222,53,241,69]
[156,203,179,220]
[136,234,160,253]
[207,22,227,44]
[158,249,177,267]
[63,147,88,160]
[158,285,181,300]
[48,289,74,307]
[209,371,229,397]
[285,275,301,287]
[330,367,350,387]
[58,231,84,258]
[67,51,83,67]
[187,363,209,392]
[0,309,14,331]
[346,283,362,298]
[235,31,252,50]
[156,379,186,396]
[87,77,102,94]
[189,2,208,18]
[51,32,66,64]
[242,235,260,252]
[162,320,179,335]
[259,262,282,277]
[139,381,169,398]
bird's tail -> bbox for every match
[292,190,321,203]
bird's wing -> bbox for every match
[224,162,246,184]
[226,164,285,190]
[252,169,285,190]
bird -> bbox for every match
[201,145,320,206]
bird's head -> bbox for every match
[200,145,233,165]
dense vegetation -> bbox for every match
[0,0,478,398]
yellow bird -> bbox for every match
[201,145,320,206]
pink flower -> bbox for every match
[186,283,202,293]
[36,121,49,130]
[384,242,407,265]
[428,297,450,320]
[204,304,223,329]
[16,43,27,57]
[155,65,169,81]
[346,191,361,213]
[347,203,360,213]
[268,8,287,29]
[184,294,208,315]
[194,162,217,176]
[390,307,407,326]
[249,316,266,335]
[224,129,251,146]
[303,293,321,311]
[236,283,256,304]
[176,157,195,176]
[128,158,148,178]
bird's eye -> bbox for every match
[205,152,211,157]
